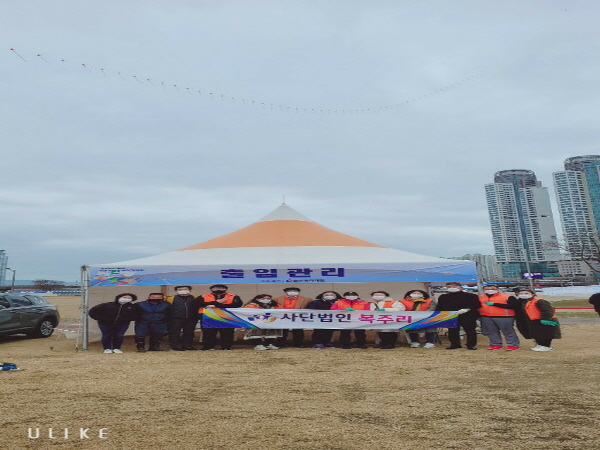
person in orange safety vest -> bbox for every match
[518,288,561,352]
[372,291,404,349]
[331,291,376,349]
[273,287,313,348]
[478,284,520,351]
[399,290,438,349]
[198,284,243,350]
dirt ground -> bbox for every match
[1,296,599,450]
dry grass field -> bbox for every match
[1,296,599,450]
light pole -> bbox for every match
[520,249,535,289]
[5,268,16,292]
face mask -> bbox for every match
[323,295,336,301]
[212,290,226,295]
[258,298,271,304]
[518,294,533,299]
[118,298,132,304]
[148,298,162,302]
[372,295,386,301]
[345,295,359,300]
[484,290,498,295]
[446,288,461,293]
[409,293,424,298]
[177,290,191,295]
[286,291,299,297]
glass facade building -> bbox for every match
[553,155,600,260]
[485,170,561,278]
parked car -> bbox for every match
[0,293,60,338]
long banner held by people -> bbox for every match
[201,308,459,330]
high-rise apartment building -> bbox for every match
[553,155,600,259]
[485,170,561,278]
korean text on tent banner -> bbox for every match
[201,309,459,330]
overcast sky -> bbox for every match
[2,1,599,281]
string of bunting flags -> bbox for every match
[9,47,484,115]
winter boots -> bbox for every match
[135,336,146,352]
[148,336,164,351]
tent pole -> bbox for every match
[475,261,484,294]
[80,265,90,350]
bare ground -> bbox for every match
[1,297,599,450]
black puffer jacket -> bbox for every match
[435,291,481,319]
[89,300,137,326]
[306,299,335,310]
[170,295,202,320]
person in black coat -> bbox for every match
[435,282,481,350]
[89,293,138,354]
[306,291,342,349]
[589,292,600,316]
[168,286,202,351]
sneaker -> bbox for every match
[312,344,325,349]
[410,342,421,348]
[103,349,113,354]
[466,346,478,350]
[266,344,279,350]
[487,345,503,350]
[324,344,336,348]
[112,349,123,354]
[530,345,541,350]
[506,346,519,351]
[531,346,554,352]
[423,343,435,349]
[445,346,461,350]
[254,345,268,350]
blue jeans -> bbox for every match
[98,323,131,350]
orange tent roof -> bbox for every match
[179,204,383,250]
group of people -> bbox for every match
[88,282,561,353]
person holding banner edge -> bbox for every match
[435,282,480,350]
[199,284,243,350]
[399,290,438,348]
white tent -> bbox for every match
[81,204,477,348]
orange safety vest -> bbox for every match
[478,293,514,317]
[524,298,556,320]
[380,300,401,309]
[199,293,236,313]
[333,299,371,310]
[283,297,299,309]
[400,298,432,311]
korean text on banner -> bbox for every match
[201,309,459,330]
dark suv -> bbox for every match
[0,294,60,338]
